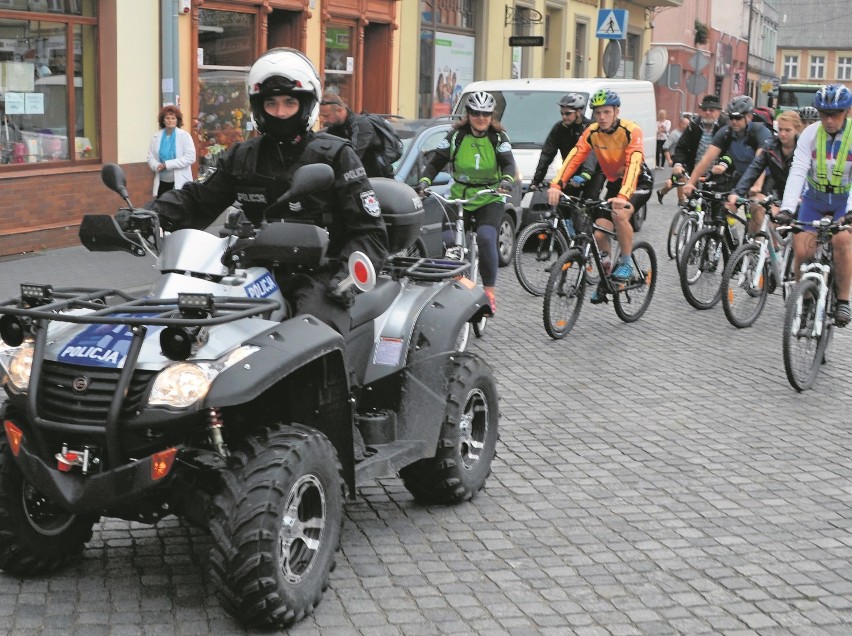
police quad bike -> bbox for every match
[0,163,498,629]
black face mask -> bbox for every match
[262,113,304,143]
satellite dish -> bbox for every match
[640,46,668,83]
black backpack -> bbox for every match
[362,113,403,177]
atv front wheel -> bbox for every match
[0,438,97,575]
[208,424,342,629]
[400,354,498,504]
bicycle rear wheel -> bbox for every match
[514,221,569,296]
[612,241,657,322]
[679,228,728,310]
[543,248,586,339]
[782,278,831,391]
[722,242,768,328]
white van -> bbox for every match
[454,78,657,193]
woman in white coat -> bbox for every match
[147,105,196,196]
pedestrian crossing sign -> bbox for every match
[596,9,628,40]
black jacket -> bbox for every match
[733,135,796,198]
[151,132,388,277]
[325,110,384,178]
[671,114,729,173]
[532,117,595,186]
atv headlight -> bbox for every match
[149,345,258,409]
[0,341,34,393]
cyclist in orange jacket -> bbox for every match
[547,88,652,295]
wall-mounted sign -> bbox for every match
[508,36,544,47]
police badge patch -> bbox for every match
[360,190,381,217]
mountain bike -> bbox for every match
[678,189,748,310]
[782,215,850,391]
[542,194,657,339]
[514,187,598,296]
[721,196,795,328]
[425,188,506,350]
[667,179,724,263]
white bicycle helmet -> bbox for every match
[247,47,322,135]
[799,106,819,121]
[558,93,586,110]
[465,91,496,113]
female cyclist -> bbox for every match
[726,109,804,232]
[417,91,517,312]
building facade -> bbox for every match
[0,0,682,256]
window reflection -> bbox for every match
[0,16,98,165]
[196,9,256,168]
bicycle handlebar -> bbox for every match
[555,192,613,211]
[424,187,507,207]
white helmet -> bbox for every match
[247,47,322,135]
[465,91,496,113]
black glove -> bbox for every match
[114,208,131,230]
[528,182,540,191]
[774,209,795,225]
[414,180,429,198]
[498,179,513,193]
[327,277,356,309]
[844,211,852,225]
[327,287,355,309]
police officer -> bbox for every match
[150,47,388,336]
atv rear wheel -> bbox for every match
[400,354,498,504]
[0,438,97,575]
[208,424,342,629]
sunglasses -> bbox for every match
[560,110,577,116]
[468,110,492,118]
[728,115,745,121]
[818,109,844,117]
[699,106,719,112]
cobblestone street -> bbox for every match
[1,197,851,635]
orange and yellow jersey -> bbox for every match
[551,118,645,200]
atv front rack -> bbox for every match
[0,285,282,467]
[386,256,472,281]
[0,286,282,327]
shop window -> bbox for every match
[0,7,98,167]
[419,0,476,119]
[324,24,353,103]
[196,8,255,169]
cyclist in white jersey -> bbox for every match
[779,84,852,326]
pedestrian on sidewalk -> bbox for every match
[147,105,196,197]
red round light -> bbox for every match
[354,260,369,283]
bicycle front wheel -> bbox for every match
[514,221,569,296]
[782,278,830,391]
[674,215,699,264]
[667,209,687,260]
[466,233,487,338]
[613,241,657,323]
[679,228,728,310]
[543,248,586,339]
[722,242,768,328]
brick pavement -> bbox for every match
[2,184,852,635]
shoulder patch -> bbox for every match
[360,190,382,217]
[437,138,451,150]
[497,141,512,153]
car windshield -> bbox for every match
[454,91,590,147]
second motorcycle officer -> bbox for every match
[151,48,388,336]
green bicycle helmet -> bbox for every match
[589,89,620,108]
